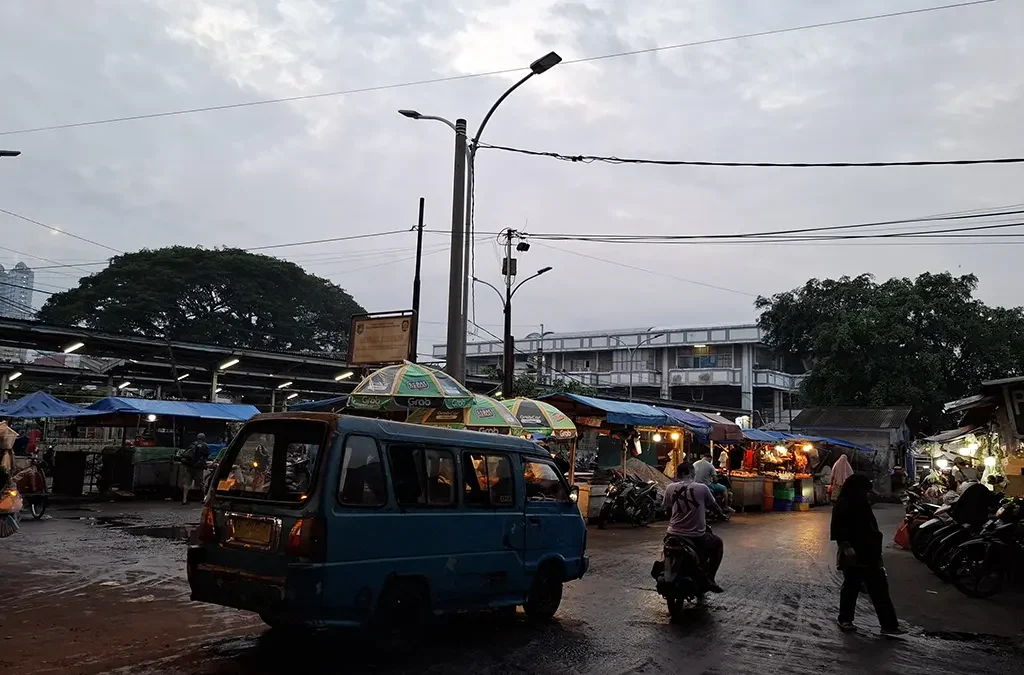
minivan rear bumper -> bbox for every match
[187,546,287,614]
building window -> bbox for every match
[676,345,734,369]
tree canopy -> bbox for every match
[756,272,1024,434]
[38,247,365,353]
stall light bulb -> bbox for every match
[984,456,997,468]
[936,458,949,470]
[958,447,972,456]
[801,443,814,452]
[652,433,662,443]
[146,414,157,422]
[670,432,681,441]
[967,442,980,452]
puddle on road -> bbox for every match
[122,525,193,541]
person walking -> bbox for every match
[180,433,210,505]
[829,453,854,501]
[830,473,905,635]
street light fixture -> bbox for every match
[400,50,561,385]
[62,341,85,354]
[610,328,665,402]
[474,266,554,396]
[218,358,240,370]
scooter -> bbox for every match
[596,473,658,529]
[652,531,714,621]
[12,450,51,520]
[948,499,1023,599]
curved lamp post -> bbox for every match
[610,328,665,402]
[474,266,553,395]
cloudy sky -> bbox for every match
[1,0,1021,357]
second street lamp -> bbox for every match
[474,266,553,397]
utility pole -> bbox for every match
[410,197,425,363]
[502,230,515,397]
[446,120,468,383]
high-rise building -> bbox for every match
[0,261,34,319]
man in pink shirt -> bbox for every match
[663,462,727,593]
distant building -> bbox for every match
[0,262,34,362]
[0,262,34,319]
[434,323,806,423]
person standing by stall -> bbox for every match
[180,433,210,505]
[829,453,854,501]
[830,474,905,635]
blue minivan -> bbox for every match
[187,412,588,630]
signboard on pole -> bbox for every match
[348,311,415,365]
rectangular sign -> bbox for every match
[1003,384,1024,438]
[576,416,605,428]
[349,313,414,365]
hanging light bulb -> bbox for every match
[670,431,681,441]
[652,433,663,443]
[984,456,997,468]
[936,458,949,470]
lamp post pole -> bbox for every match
[611,329,664,402]
[401,51,561,384]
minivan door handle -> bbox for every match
[528,516,541,525]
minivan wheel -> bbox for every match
[524,566,563,622]
[259,612,302,633]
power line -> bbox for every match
[0,245,99,278]
[481,144,1024,168]
[531,242,757,297]
[0,1,992,137]
[245,230,408,252]
[0,279,56,296]
[0,208,123,253]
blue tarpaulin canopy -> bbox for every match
[538,393,671,427]
[773,431,873,454]
[86,397,260,422]
[742,428,781,443]
[0,391,101,419]
[287,395,348,412]
[656,407,714,436]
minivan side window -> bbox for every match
[388,445,456,507]
[462,452,515,508]
[523,460,571,503]
[338,435,387,506]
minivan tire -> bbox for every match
[524,565,563,622]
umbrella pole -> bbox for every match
[568,439,577,485]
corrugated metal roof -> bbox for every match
[790,406,912,430]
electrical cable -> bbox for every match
[0,208,123,253]
[245,229,409,252]
[0,279,55,296]
[480,143,1024,168]
[0,1,992,137]
[468,320,592,388]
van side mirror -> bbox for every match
[569,485,580,504]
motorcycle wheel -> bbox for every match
[910,527,936,561]
[30,497,47,520]
[951,549,1004,599]
[634,503,653,528]
[667,595,686,622]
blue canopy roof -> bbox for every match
[539,393,670,427]
[0,391,100,419]
[773,431,873,454]
[86,397,260,422]
[742,428,781,443]
[287,395,348,412]
[656,407,714,435]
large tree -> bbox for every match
[38,247,365,353]
[756,272,1024,434]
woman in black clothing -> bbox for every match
[830,474,906,635]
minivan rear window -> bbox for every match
[215,420,327,503]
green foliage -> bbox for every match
[756,272,1024,433]
[38,247,365,353]
[480,365,596,398]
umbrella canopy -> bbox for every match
[407,395,526,435]
[347,363,475,412]
[502,398,577,439]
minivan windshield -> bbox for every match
[215,419,328,503]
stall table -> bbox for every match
[729,474,765,511]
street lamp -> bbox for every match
[474,266,553,396]
[399,50,561,385]
[398,109,468,383]
[610,328,665,402]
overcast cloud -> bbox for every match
[1,0,1022,356]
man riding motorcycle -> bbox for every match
[663,461,728,593]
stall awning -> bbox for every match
[655,407,714,435]
[742,428,780,443]
[287,395,348,412]
[85,397,260,422]
[0,391,101,419]
[775,431,873,454]
[687,411,744,442]
[922,426,980,444]
[538,393,670,427]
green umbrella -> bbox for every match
[407,395,526,435]
[347,363,475,412]
[502,398,577,439]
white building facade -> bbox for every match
[433,323,805,424]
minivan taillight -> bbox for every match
[286,516,326,561]
[197,506,216,543]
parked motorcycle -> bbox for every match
[12,448,52,519]
[948,498,1023,598]
[651,532,713,620]
[595,473,659,529]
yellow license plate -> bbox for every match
[229,518,273,546]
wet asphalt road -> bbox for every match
[2,501,1022,675]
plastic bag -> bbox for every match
[0,488,24,515]
[893,521,911,550]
